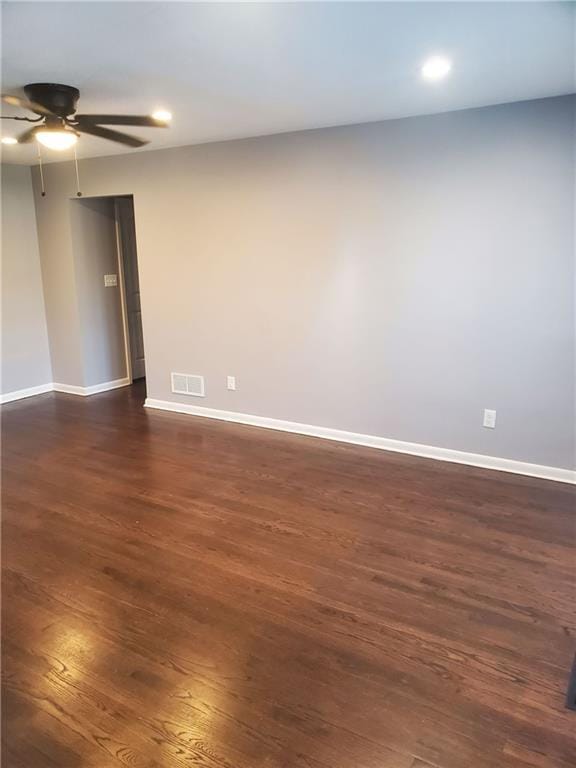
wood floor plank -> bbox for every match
[2,383,575,767]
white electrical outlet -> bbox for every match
[227,376,236,391]
[104,274,118,287]
[483,409,497,429]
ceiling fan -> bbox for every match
[1,83,170,150]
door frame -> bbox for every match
[113,198,134,384]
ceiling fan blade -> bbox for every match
[3,94,54,116]
[76,123,148,147]
[75,114,167,127]
[16,126,40,143]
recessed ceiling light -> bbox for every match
[1,136,18,145]
[152,109,172,123]
[421,56,452,81]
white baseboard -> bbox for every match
[53,378,131,397]
[52,382,85,396]
[3,385,572,484]
[1,378,131,403]
[0,383,54,404]
[83,378,131,395]
[144,398,576,485]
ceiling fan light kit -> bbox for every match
[36,124,79,151]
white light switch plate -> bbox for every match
[104,274,118,287]
[227,376,236,391]
[483,409,497,429]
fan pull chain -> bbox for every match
[37,144,46,197]
[73,144,82,197]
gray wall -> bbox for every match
[1,164,52,394]
[31,96,575,469]
[70,197,127,386]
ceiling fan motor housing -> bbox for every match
[24,83,80,117]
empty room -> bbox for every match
[1,2,575,766]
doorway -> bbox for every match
[114,197,146,383]
[69,194,146,394]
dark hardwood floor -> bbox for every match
[2,382,575,767]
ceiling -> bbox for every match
[2,1,574,165]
